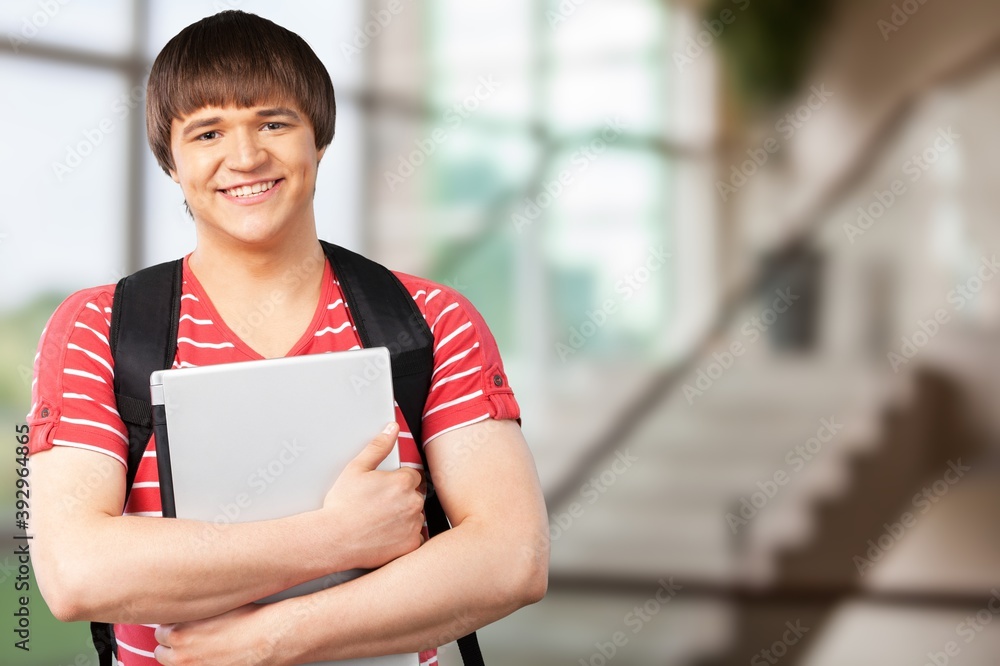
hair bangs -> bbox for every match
[146,11,335,174]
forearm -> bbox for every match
[32,424,422,628]
[36,509,347,625]
[273,516,548,664]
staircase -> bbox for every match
[462,343,981,666]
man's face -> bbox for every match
[168,103,326,249]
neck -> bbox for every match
[192,237,321,280]
[188,231,327,310]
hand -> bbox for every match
[321,422,425,570]
[154,603,285,666]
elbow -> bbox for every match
[33,538,109,623]
[508,528,549,607]
[45,591,87,624]
[36,559,91,623]
[520,560,548,606]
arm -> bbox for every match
[29,422,424,625]
[153,418,550,664]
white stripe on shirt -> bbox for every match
[314,321,352,337]
[177,337,235,349]
[74,321,109,345]
[432,343,479,378]
[431,366,481,393]
[61,416,128,444]
[52,440,126,467]
[423,390,483,418]
[115,639,157,658]
[68,343,113,374]
[430,303,459,334]
[434,322,472,354]
[425,413,491,445]
[65,368,107,385]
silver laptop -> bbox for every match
[150,348,419,665]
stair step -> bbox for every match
[466,590,732,666]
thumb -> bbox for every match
[351,422,399,471]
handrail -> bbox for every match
[543,32,1000,511]
[547,572,999,610]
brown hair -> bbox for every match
[146,10,336,174]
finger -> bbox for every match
[398,466,423,490]
[154,623,173,646]
[350,422,399,471]
[154,644,173,665]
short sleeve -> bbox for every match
[397,274,520,445]
[26,286,128,467]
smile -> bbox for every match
[222,180,279,198]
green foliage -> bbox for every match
[706,0,833,106]
[0,294,65,415]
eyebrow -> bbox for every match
[256,107,302,121]
[181,108,302,138]
[181,116,223,138]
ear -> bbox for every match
[317,145,328,164]
[168,168,180,184]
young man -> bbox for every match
[26,10,548,666]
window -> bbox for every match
[422,0,680,362]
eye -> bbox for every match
[196,130,219,141]
[263,122,286,131]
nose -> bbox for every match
[225,128,267,172]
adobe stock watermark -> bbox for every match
[546,0,590,30]
[58,455,119,512]
[877,0,933,41]
[348,311,429,395]
[716,85,834,202]
[673,0,751,72]
[437,416,503,483]
[750,620,810,665]
[921,588,1000,666]
[887,255,999,373]
[853,459,971,576]
[383,76,501,192]
[6,0,72,53]
[511,116,630,234]
[51,77,150,181]
[725,416,844,534]
[843,126,959,244]
[339,0,406,62]
[554,245,671,362]
[227,252,326,339]
[578,578,682,666]
[682,287,799,404]
[416,609,479,656]
[551,449,638,542]
[194,438,310,549]
[519,447,638,569]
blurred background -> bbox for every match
[2,0,1000,664]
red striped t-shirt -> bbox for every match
[27,253,519,665]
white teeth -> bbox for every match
[226,180,276,198]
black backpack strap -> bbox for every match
[110,259,184,498]
[321,241,485,665]
[92,259,183,666]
